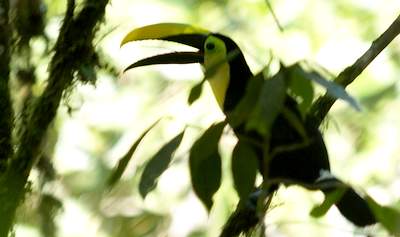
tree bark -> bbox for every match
[0,0,109,235]
[0,0,13,171]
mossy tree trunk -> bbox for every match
[0,0,109,236]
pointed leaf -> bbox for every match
[246,72,286,135]
[232,141,258,200]
[305,70,361,111]
[191,150,222,211]
[288,64,314,117]
[366,196,400,235]
[139,130,185,198]
[189,121,227,210]
[107,119,161,189]
[188,80,205,105]
[310,187,346,217]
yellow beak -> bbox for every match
[121,23,209,47]
[120,23,211,71]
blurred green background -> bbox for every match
[16,0,400,236]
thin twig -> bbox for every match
[308,14,400,126]
[265,0,284,32]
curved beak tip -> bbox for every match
[120,23,210,48]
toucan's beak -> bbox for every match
[121,23,210,72]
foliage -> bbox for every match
[107,119,162,189]
[139,130,185,198]
[0,1,399,237]
[189,121,226,211]
[112,7,400,234]
[116,59,400,236]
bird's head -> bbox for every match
[121,23,252,112]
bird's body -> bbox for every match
[205,34,330,184]
[204,34,375,227]
[121,23,376,227]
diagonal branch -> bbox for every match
[308,14,400,126]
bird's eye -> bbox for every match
[205,42,215,51]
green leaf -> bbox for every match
[366,196,400,235]
[139,130,185,198]
[246,72,286,135]
[189,121,227,211]
[306,70,361,111]
[228,75,264,128]
[188,80,205,105]
[288,64,314,117]
[310,187,346,217]
[107,119,161,189]
[231,141,258,200]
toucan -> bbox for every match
[120,23,376,227]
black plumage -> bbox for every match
[218,34,376,227]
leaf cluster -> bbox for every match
[107,60,400,236]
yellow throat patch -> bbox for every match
[203,36,230,110]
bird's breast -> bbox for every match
[206,63,230,110]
